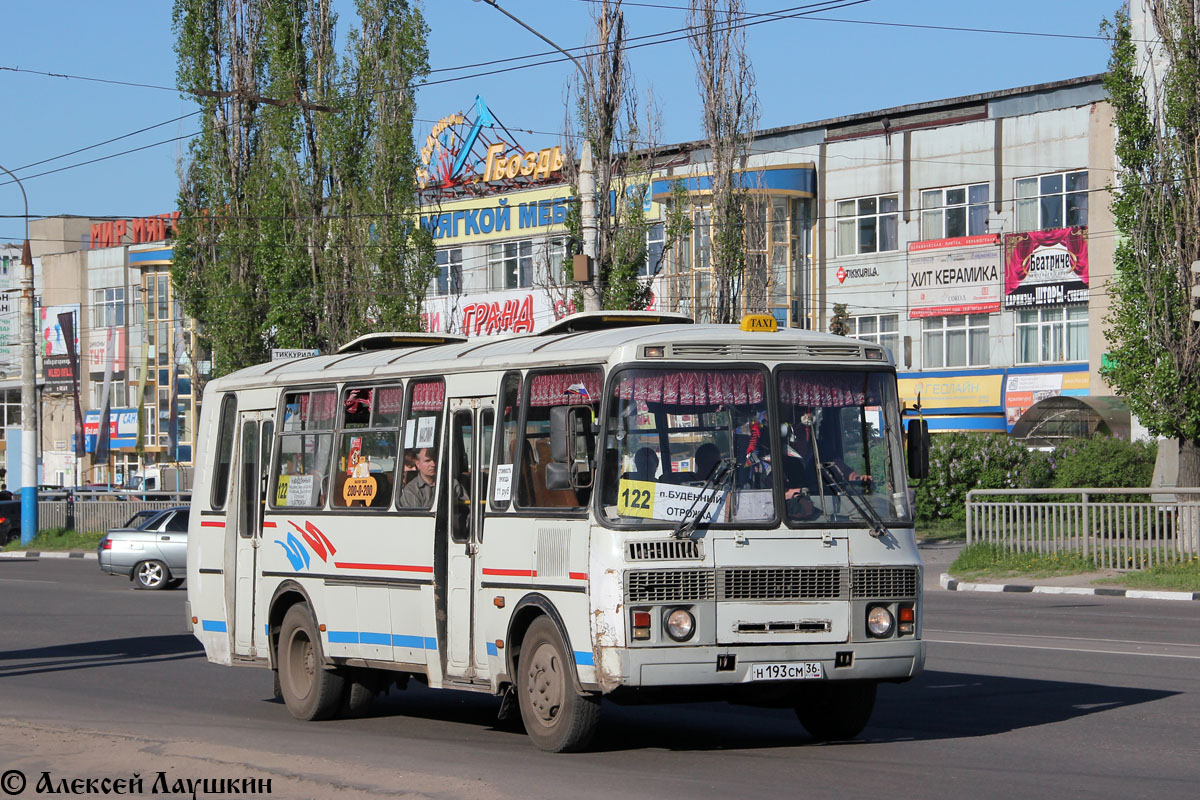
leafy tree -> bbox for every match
[171,0,434,381]
[1102,4,1200,486]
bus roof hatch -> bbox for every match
[336,331,469,353]
[537,310,694,336]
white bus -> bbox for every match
[187,312,929,752]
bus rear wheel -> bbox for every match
[278,604,345,721]
[794,680,877,741]
[516,617,600,752]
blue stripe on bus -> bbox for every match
[574,650,595,666]
[486,641,498,657]
[201,620,227,632]
[359,632,391,646]
[327,631,439,650]
[265,624,270,637]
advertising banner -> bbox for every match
[83,408,139,452]
[897,372,1004,411]
[43,355,76,394]
[88,327,126,376]
[1004,371,1090,429]
[422,288,556,337]
[1003,227,1089,308]
[40,304,81,356]
[907,234,1002,318]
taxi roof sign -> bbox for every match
[740,314,778,332]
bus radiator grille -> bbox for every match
[718,567,846,601]
[626,540,703,561]
[625,569,716,603]
[850,566,919,599]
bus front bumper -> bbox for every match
[613,639,925,688]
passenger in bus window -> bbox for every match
[399,447,437,508]
[402,451,417,487]
[693,443,723,483]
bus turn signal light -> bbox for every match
[632,611,652,640]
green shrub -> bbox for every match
[1049,435,1156,489]
[914,432,1051,523]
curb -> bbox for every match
[940,572,1199,602]
[0,551,97,560]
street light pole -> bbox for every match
[472,0,599,310]
[0,161,37,546]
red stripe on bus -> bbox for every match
[333,562,434,573]
[482,568,537,577]
[262,521,277,529]
[569,572,588,581]
[200,521,225,528]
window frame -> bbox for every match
[393,376,446,516]
[268,386,338,511]
[921,314,991,368]
[920,182,990,240]
[836,193,899,256]
[1015,170,1089,232]
[848,314,900,361]
[329,382,405,513]
[1015,304,1089,364]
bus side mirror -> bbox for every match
[550,405,595,490]
[907,419,929,480]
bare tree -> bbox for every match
[561,0,659,312]
[688,0,759,323]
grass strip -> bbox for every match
[1,528,105,552]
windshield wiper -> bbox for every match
[819,462,888,538]
[673,458,736,539]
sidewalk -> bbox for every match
[919,540,1200,602]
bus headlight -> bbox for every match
[866,605,895,638]
[664,608,695,642]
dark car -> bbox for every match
[0,499,19,545]
[97,506,190,589]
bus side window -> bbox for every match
[271,389,335,509]
[516,370,600,511]
[397,379,444,512]
[331,384,401,510]
[210,393,238,510]
[492,372,521,511]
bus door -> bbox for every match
[441,397,494,679]
[231,410,274,658]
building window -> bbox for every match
[432,248,462,297]
[488,240,534,290]
[921,184,989,240]
[836,194,898,255]
[1016,305,1088,363]
[922,314,989,368]
[1016,170,1088,231]
[849,314,899,360]
[644,222,665,277]
[91,287,125,329]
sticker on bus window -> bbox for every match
[617,478,727,524]
[404,419,416,448]
[493,464,513,502]
[277,473,316,507]
[416,416,437,449]
[342,475,378,506]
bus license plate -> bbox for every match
[746,662,824,682]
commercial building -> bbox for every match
[421,74,1121,444]
[4,214,199,489]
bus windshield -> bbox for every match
[601,368,775,526]
[775,369,911,526]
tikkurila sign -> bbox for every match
[1003,227,1089,308]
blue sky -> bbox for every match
[0,0,1116,243]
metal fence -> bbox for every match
[966,488,1200,570]
[39,492,191,536]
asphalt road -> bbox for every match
[1,557,1197,800]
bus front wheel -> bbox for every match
[516,617,600,752]
[794,680,877,741]
[278,604,345,721]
